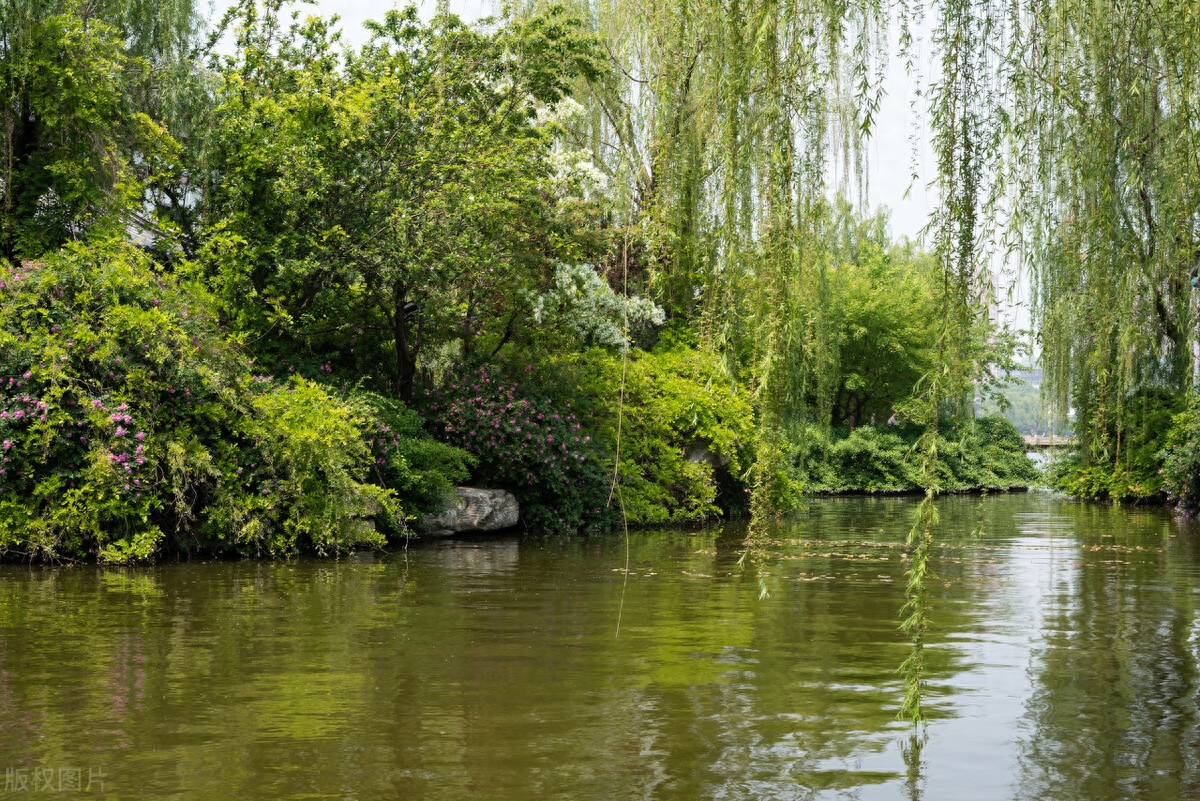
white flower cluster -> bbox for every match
[548,149,609,192]
[536,96,585,127]
[531,263,665,348]
[537,97,608,194]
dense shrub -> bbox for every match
[938,415,1041,490]
[356,392,474,525]
[1045,455,1163,502]
[547,344,756,524]
[422,365,612,533]
[790,415,1037,494]
[1157,399,1200,514]
[0,242,398,561]
[1046,390,1181,501]
[792,427,920,492]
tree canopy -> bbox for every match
[200,3,601,399]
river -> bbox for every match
[1,493,1198,799]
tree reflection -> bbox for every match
[900,731,927,801]
[1016,506,1200,799]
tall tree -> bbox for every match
[0,0,201,257]
[1004,0,1200,468]
[200,2,599,399]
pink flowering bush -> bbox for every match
[422,366,612,533]
[0,242,397,561]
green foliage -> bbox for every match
[1046,390,1182,502]
[790,416,1037,494]
[0,241,397,561]
[1159,398,1200,516]
[0,0,203,257]
[938,416,1041,490]
[356,392,474,523]
[0,13,176,255]
[199,2,600,398]
[898,488,936,724]
[1045,456,1155,504]
[825,240,938,427]
[792,428,920,493]
[552,343,756,525]
[1004,0,1200,469]
[423,365,611,533]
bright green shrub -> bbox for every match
[1047,390,1180,501]
[790,416,1037,494]
[831,428,921,491]
[1160,398,1200,515]
[356,392,474,524]
[939,416,1041,490]
[549,344,755,524]
[1045,456,1162,502]
[0,242,397,561]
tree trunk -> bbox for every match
[390,285,419,402]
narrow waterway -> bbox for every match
[1,493,1198,799]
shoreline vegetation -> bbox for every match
[3,0,1199,564]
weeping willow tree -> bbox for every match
[519,0,897,510]
[520,0,997,722]
[1001,0,1200,479]
[891,0,1200,719]
[0,0,205,257]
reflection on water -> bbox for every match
[0,494,1198,799]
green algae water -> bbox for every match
[1,493,1198,800]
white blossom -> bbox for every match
[531,263,664,348]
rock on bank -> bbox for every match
[419,488,520,537]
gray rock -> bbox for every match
[685,438,731,468]
[420,487,520,537]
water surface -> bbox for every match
[1,493,1198,799]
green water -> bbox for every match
[1,493,1198,800]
